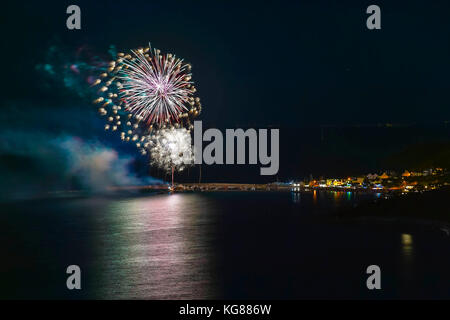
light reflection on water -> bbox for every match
[91,194,220,299]
[401,233,414,257]
[291,192,301,203]
[86,191,397,299]
[77,192,449,298]
[4,190,449,299]
[400,233,415,286]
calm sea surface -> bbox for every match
[1,191,449,299]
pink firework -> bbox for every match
[117,46,200,128]
[93,44,202,151]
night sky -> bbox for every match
[1,1,450,195]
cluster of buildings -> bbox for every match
[291,168,448,193]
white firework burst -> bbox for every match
[148,128,193,173]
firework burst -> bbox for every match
[92,43,202,154]
[148,128,194,173]
[119,49,198,127]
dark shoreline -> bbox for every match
[336,186,450,226]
